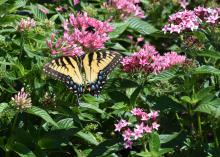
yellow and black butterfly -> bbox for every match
[43,51,122,97]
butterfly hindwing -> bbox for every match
[82,51,122,95]
[43,56,84,96]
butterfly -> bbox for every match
[43,51,122,97]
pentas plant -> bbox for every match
[121,43,186,73]
[11,88,32,110]
[17,17,36,32]
[163,7,220,34]
[114,108,160,149]
[47,12,113,56]
[107,0,145,18]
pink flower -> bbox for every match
[131,107,144,116]
[17,18,36,32]
[114,119,130,132]
[137,37,144,42]
[194,6,220,24]
[122,128,132,141]
[178,0,189,9]
[152,122,160,130]
[56,6,63,12]
[11,88,32,110]
[144,125,152,133]
[148,111,159,120]
[73,0,80,5]
[132,128,143,140]
[47,13,112,57]
[114,108,160,149]
[163,10,200,34]
[38,5,49,14]
[121,43,186,73]
[141,112,150,121]
[108,0,145,18]
[123,140,133,149]
[135,122,145,133]
[163,7,220,34]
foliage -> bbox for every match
[0,0,220,157]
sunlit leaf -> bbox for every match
[26,106,59,128]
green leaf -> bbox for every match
[88,139,120,157]
[57,118,75,129]
[126,17,158,35]
[195,50,220,59]
[108,91,129,103]
[26,106,59,128]
[192,65,220,75]
[136,151,158,157]
[38,137,67,149]
[30,4,47,20]
[0,103,9,113]
[148,68,177,82]
[79,103,104,114]
[7,141,36,157]
[195,98,220,117]
[130,86,142,106]
[0,0,8,6]
[111,43,127,51]
[159,132,180,144]
[76,131,99,145]
[159,148,173,155]
[109,22,129,38]
[149,133,160,152]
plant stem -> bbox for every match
[187,103,195,135]
[197,112,203,142]
[175,113,184,130]
[213,128,219,148]
[5,113,19,157]
[11,113,19,134]
[143,143,148,152]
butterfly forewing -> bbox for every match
[82,51,122,95]
[43,56,84,96]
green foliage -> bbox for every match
[0,0,220,157]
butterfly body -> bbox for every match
[44,51,122,97]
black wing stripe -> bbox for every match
[88,52,94,66]
[64,57,75,68]
[97,51,101,64]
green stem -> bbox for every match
[197,112,203,142]
[11,113,19,133]
[143,143,148,152]
[213,128,219,148]
[188,104,195,134]
[175,113,184,130]
[5,113,19,157]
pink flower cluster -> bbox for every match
[108,0,145,18]
[114,108,160,149]
[17,18,36,32]
[121,44,186,73]
[47,13,113,56]
[163,7,220,34]
[194,7,220,24]
[11,88,32,110]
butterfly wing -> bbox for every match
[43,56,84,96]
[82,51,122,95]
